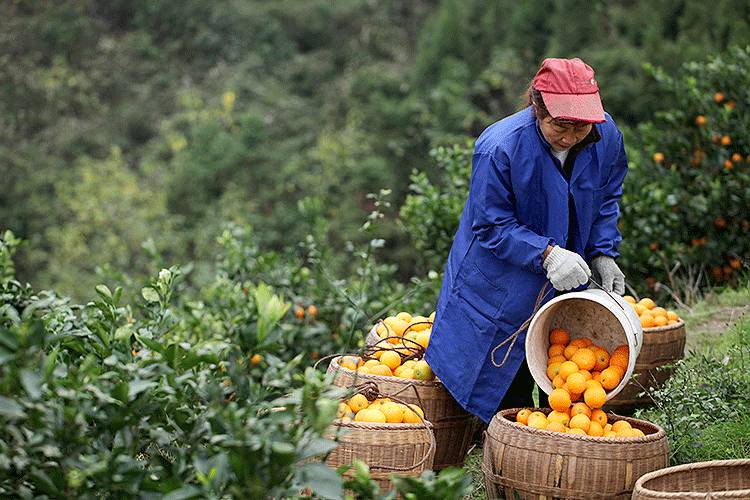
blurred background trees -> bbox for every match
[2,0,750,301]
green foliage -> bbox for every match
[636,317,750,465]
[619,46,750,296]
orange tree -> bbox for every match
[618,46,750,297]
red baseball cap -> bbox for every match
[532,58,605,123]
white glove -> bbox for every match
[543,246,591,291]
[591,256,626,295]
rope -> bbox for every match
[490,283,552,368]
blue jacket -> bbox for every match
[424,106,628,423]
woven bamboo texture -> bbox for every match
[608,321,686,411]
[632,459,750,499]
[328,356,476,469]
[325,420,434,492]
[482,408,669,500]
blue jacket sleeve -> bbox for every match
[470,152,554,273]
[585,132,628,260]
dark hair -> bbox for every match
[526,86,550,120]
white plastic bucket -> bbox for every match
[525,288,643,400]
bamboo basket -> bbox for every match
[607,320,686,411]
[632,459,750,499]
[326,419,434,492]
[328,356,476,470]
[482,408,668,500]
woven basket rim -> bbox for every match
[332,419,433,430]
[329,355,443,388]
[642,319,686,333]
[493,407,667,444]
[633,459,750,498]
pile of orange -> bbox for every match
[375,311,435,350]
[514,408,646,438]
[338,354,436,381]
[337,394,426,424]
[623,296,681,329]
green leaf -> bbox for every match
[0,396,25,419]
[95,284,113,300]
[141,287,160,303]
[20,369,41,399]
[296,462,343,500]
[162,486,203,500]
[128,380,156,400]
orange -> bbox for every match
[348,394,369,413]
[584,386,607,409]
[653,315,668,327]
[592,371,602,382]
[568,428,587,435]
[548,388,572,412]
[604,423,613,432]
[578,369,593,381]
[604,430,617,438]
[609,351,629,371]
[666,310,679,321]
[403,404,423,423]
[408,316,431,332]
[570,402,592,418]
[381,402,405,423]
[588,421,604,437]
[356,366,370,375]
[548,344,565,358]
[395,311,413,323]
[552,374,565,389]
[369,364,393,377]
[546,421,566,433]
[591,409,608,427]
[339,356,358,371]
[667,319,678,325]
[651,307,667,318]
[337,402,351,418]
[397,368,415,379]
[364,359,380,368]
[527,413,548,429]
[613,344,629,356]
[571,348,596,371]
[565,384,582,402]
[569,414,591,433]
[611,420,632,434]
[547,410,570,426]
[566,372,587,395]
[640,313,656,328]
[380,350,401,370]
[547,355,567,365]
[653,152,664,163]
[623,295,637,304]
[600,367,623,390]
[549,328,570,345]
[569,338,592,348]
[564,344,580,360]
[634,303,648,316]
[593,349,610,372]
[586,379,603,391]
[429,311,436,322]
[559,361,579,381]
[547,362,562,380]
[516,409,532,425]
[639,298,656,310]
[355,408,387,423]
[413,360,434,381]
[415,331,431,349]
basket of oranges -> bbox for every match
[607,295,686,410]
[325,382,434,491]
[482,408,668,500]
[328,312,477,470]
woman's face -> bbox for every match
[539,116,593,151]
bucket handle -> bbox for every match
[587,277,641,351]
[491,283,553,368]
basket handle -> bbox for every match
[491,283,552,368]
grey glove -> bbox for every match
[591,255,625,295]
[543,246,591,291]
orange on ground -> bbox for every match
[516,409,532,425]
[549,328,570,345]
[571,348,596,371]
[549,388,572,412]
[559,361,579,380]
[569,414,591,433]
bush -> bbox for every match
[619,46,750,297]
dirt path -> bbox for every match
[684,303,750,352]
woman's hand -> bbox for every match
[542,246,591,291]
[591,256,625,295]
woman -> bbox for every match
[424,58,627,423]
